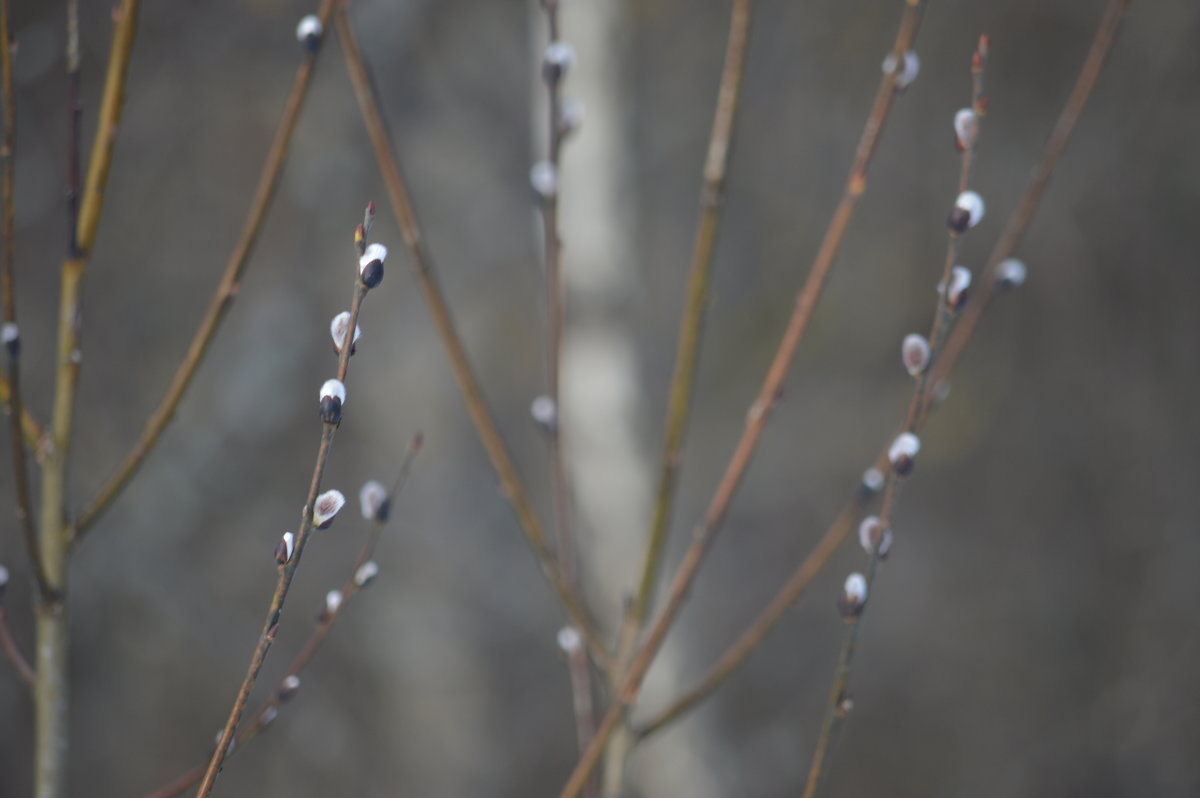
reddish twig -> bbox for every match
[0,602,34,688]
[555,5,927,797]
[72,0,338,540]
[195,214,380,797]
[141,437,421,798]
[333,7,608,665]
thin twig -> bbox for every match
[534,4,596,785]
[0,372,45,450]
[636,494,867,740]
[141,437,421,798]
[555,6,927,797]
[0,0,52,600]
[196,238,375,796]
[930,0,1131,394]
[803,36,992,797]
[72,0,337,540]
[333,8,608,666]
[617,0,754,672]
[638,1,1123,739]
[0,603,34,688]
[35,4,140,795]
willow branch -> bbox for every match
[0,603,34,688]
[930,0,1131,392]
[0,0,51,599]
[804,35,994,798]
[618,0,754,668]
[141,438,420,798]
[72,0,337,540]
[34,3,140,795]
[333,7,608,666]
[555,6,927,797]
[196,244,374,796]
[636,494,867,740]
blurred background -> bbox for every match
[1,0,1198,796]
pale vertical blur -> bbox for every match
[0,1,1198,796]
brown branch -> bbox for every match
[0,0,52,600]
[196,240,376,795]
[333,8,609,666]
[533,6,596,786]
[140,437,421,798]
[618,0,754,670]
[72,0,337,540]
[0,602,34,688]
[555,5,927,797]
[635,494,867,740]
[930,0,1131,393]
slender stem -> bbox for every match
[538,0,580,626]
[931,0,1130,393]
[555,7,927,797]
[800,550,880,798]
[196,271,370,797]
[605,2,754,791]
[635,1,1128,751]
[618,0,754,667]
[72,0,336,540]
[0,0,52,600]
[0,372,45,450]
[35,2,143,793]
[142,439,420,798]
[333,8,608,666]
[636,495,866,740]
[0,604,34,688]
[804,36,994,797]
[534,6,597,786]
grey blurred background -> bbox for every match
[1,0,1198,796]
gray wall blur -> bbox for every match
[1,0,1198,796]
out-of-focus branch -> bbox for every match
[555,5,927,797]
[334,7,609,666]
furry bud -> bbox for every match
[2,322,17,358]
[838,573,868,618]
[259,705,279,729]
[902,333,931,377]
[319,379,345,424]
[275,532,295,565]
[530,161,558,201]
[530,394,558,434]
[861,467,885,495]
[295,15,322,52]
[858,516,893,558]
[948,190,985,233]
[888,432,921,476]
[881,51,920,89]
[359,243,387,289]
[278,674,301,702]
[313,490,345,529]
[557,626,582,654]
[996,258,1027,290]
[559,98,584,138]
[542,41,575,82]
[945,266,972,311]
[354,560,379,588]
[324,589,343,616]
[954,108,978,151]
[330,312,362,355]
[359,480,389,522]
